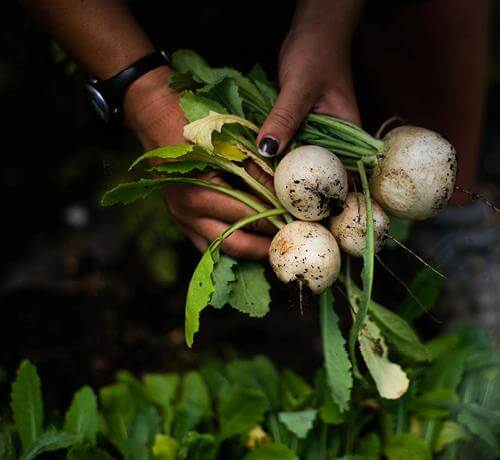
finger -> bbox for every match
[257,78,317,158]
[244,160,275,193]
[165,183,275,235]
[179,224,208,253]
[192,217,272,261]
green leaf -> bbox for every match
[178,431,215,460]
[281,370,313,411]
[424,335,460,361]
[173,403,204,440]
[11,360,44,451]
[243,443,298,460]
[143,373,180,409]
[185,250,215,347]
[180,372,211,417]
[227,261,271,317]
[19,431,81,460]
[99,382,136,454]
[413,389,456,418]
[457,409,499,451]
[278,409,317,439]
[357,432,382,458]
[367,297,429,362]
[421,351,466,393]
[150,161,209,175]
[320,290,352,412]
[203,78,244,117]
[434,421,469,452]
[171,50,220,85]
[210,255,237,308]
[179,91,227,122]
[152,434,179,460]
[64,386,99,445]
[399,267,443,322]
[0,423,16,460]
[127,405,161,460]
[101,178,168,206]
[218,387,268,440]
[129,144,197,170]
[226,356,280,410]
[385,433,431,460]
[67,447,116,460]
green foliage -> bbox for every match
[3,328,499,460]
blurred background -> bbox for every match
[0,0,498,412]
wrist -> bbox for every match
[123,66,185,149]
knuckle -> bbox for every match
[270,107,300,132]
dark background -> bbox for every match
[0,0,498,412]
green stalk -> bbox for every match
[209,208,287,253]
[307,113,384,151]
[139,176,285,230]
[215,158,293,223]
[347,161,375,380]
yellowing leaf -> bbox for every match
[213,140,247,161]
[183,111,258,151]
[359,317,409,399]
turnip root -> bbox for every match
[329,192,389,257]
[274,146,348,221]
[269,221,341,294]
[370,126,457,220]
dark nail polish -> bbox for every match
[258,137,279,157]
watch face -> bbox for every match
[84,84,112,123]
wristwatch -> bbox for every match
[84,49,170,123]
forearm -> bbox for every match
[19,0,180,148]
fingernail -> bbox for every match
[258,137,279,157]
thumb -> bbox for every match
[257,79,317,158]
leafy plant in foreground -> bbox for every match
[1,323,498,459]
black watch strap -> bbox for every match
[87,49,170,121]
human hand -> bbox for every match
[257,0,364,157]
[124,68,275,260]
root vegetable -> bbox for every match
[369,126,457,220]
[274,146,348,221]
[329,192,389,257]
[269,221,341,294]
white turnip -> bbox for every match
[329,192,389,257]
[369,126,457,220]
[274,146,348,221]
[269,221,341,294]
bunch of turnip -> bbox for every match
[268,123,458,294]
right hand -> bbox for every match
[123,68,275,261]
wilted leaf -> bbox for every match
[359,317,409,400]
[183,111,258,151]
[213,139,247,161]
[278,409,317,439]
[129,145,197,170]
